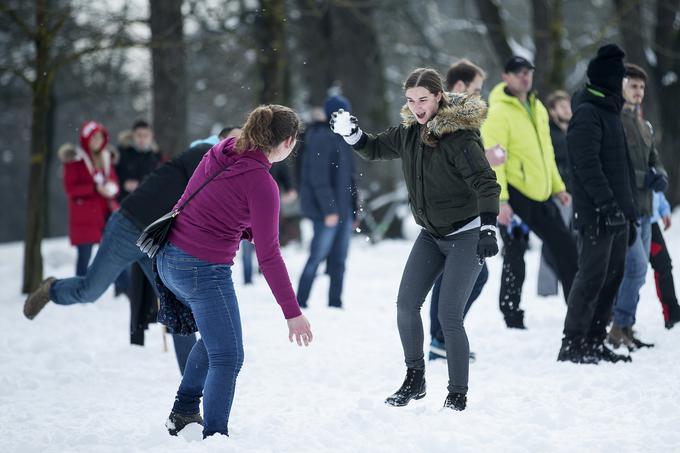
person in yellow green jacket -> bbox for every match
[480,56,578,329]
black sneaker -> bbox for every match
[165,411,203,436]
[385,368,426,407]
[443,392,467,411]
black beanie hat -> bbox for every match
[587,44,626,94]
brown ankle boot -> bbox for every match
[23,277,56,320]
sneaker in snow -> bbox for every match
[166,411,203,436]
[23,277,56,320]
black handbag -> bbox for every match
[136,165,227,258]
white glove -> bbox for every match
[330,109,362,146]
[102,181,119,198]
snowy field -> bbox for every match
[2,215,680,453]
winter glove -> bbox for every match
[330,109,363,145]
[645,168,668,193]
[628,221,638,247]
[477,225,499,264]
[596,200,626,232]
[93,172,105,185]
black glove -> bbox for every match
[645,168,668,193]
[628,221,638,247]
[596,200,626,230]
[477,227,499,264]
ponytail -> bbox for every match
[235,105,300,154]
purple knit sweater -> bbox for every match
[168,137,302,319]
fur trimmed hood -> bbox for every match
[58,143,120,164]
[400,92,487,138]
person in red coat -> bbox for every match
[58,120,120,275]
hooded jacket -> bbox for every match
[353,93,500,237]
[480,83,566,202]
[168,137,302,320]
[58,143,119,245]
[567,85,638,226]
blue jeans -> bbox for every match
[613,217,652,327]
[240,240,255,284]
[157,243,244,438]
[75,243,94,276]
[297,216,353,307]
[50,211,196,373]
[430,262,489,342]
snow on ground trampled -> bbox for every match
[1,215,679,453]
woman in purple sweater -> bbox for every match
[156,105,313,438]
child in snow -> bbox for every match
[330,68,500,411]
[59,120,119,276]
[156,105,313,438]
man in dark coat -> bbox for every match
[297,95,358,308]
[558,44,638,364]
[24,127,241,374]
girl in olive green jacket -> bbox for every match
[330,68,500,411]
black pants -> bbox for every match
[563,224,628,339]
[501,186,578,313]
[650,222,679,321]
[499,226,529,317]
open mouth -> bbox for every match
[416,112,427,121]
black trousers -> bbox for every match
[650,222,679,321]
[500,186,578,313]
[563,224,628,339]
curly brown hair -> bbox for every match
[235,105,300,154]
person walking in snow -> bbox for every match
[331,68,500,411]
[156,105,313,438]
[297,94,358,309]
[480,56,577,329]
[558,44,638,364]
[59,121,120,276]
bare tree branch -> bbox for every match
[0,64,32,86]
[0,6,35,39]
[476,0,513,65]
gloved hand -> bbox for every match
[628,221,638,247]
[330,109,363,145]
[645,168,668,193]
[93,172,105,185]
[477,226,499,264]
[596,200,626,230]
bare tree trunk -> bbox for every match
[149,0,187,158]
[295,0,334,104]
[23,0,55,293]
[547,0,566,92]
[476,0,513,67]
[532,0,551,98]
[255,0,288,104]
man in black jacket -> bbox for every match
[24,127,241,373]
[558,44,637,364]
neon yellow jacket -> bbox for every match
[480,82,565,202]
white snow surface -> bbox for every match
[2,216,680,453]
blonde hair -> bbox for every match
[235,105,300,154]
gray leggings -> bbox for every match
[397,228,481,394]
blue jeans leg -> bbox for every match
[613,217,652,327]
[157,243,244,438]
[326,216,353,307]
[297,220,338,307]
[51,212,148,305]
[75,243,94,276]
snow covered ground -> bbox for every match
[2,215,679,453]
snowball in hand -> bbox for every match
[332,110,354,136]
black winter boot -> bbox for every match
[165,411,203,436]
[557,337,598,364]
[385,368,426,407]
[443,392,467,411]
[504,310,526,329]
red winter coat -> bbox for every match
[59,143,120,245]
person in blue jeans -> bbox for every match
[607,63,668,350]
[297,95,358,308]
[157,105,312,439]
[21,132,242,373]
